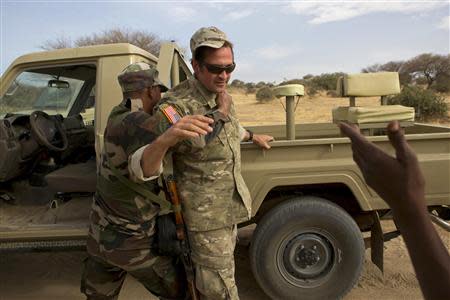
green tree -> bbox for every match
[387,85,447,120]
[41,27,168,56]
[362,61,411,85]
[402,54,450,89]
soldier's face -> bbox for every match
[143,86,161,113]
[194,46,234,93]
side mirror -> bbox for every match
[48,79,70,89]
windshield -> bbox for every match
[0,70,85,117]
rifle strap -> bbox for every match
[162,152,182,213]
[163,151,174,179]
[109,163,172,215]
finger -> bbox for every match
[186,115,214,123]
[178,123,210,136]
[339,122,378,158]
[188,119,214,132]
[175,129,200,139]
[386,120,412,163]
[178,118,213,132]
[261,141,271,149]
[265,135,275,142]
[338,122,365,146]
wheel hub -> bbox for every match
[283,233,333,280]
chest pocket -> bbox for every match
[208,115,239,161]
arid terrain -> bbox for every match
[1,91,449,300]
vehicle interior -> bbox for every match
[0,64,97,230]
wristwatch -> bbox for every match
[247,129,254,141]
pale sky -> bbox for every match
[1,0,449,83]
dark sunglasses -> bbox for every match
[201,62,236,74]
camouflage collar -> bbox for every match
[190,77,216,109]
[123,98,144,111]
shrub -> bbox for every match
[310,72,345,91]
[230,79,245,89]
[387,85,448,120]
[305,84,319,97]
[432,74,450,93]
[326,90,339,98]
[244,82,256,95]
[256,86,275,102]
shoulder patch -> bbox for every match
[161,104,182,124]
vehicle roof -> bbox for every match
[10,43,158,66]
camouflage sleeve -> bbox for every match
[120,110,159,157]
[153,100,199,153]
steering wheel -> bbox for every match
[29,111,68,152]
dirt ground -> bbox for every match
[1,92,449,300]
[1,222,449,300]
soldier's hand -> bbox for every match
[252,134,274,149]
[216,91,232,117]
[338,121,426,214]
[161,115,214,147]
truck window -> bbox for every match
[0,64,96,119]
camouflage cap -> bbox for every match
[117,62,168,93]
[190,26,231,57]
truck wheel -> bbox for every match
[250,196,364,300]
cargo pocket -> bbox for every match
[99,224,124,251]
[195,265,238,300]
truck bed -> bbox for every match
[242,122,450,214]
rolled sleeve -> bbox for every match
[128,145,163,182]
[239,124,247,141]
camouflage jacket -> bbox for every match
[154,77,252,231]
[93,98,161,236]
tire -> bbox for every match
[250,196,364,300]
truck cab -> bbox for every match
[1,43,449,300]
[0,43,190,247]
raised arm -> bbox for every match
[339,121,450,300]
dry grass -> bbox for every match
[232,90,450,127]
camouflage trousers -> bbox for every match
[81,217,186,300]
[188,225,239,300]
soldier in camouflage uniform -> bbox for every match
[81,62,213,300]
[149,27,274,300]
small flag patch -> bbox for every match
[162,105,181,124]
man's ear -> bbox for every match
[192,59,201,74]
[147,87,154,99]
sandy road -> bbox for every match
[1,222,448,300]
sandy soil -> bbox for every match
[1,92,449,300]
[1,223,449,300]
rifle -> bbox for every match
[165,174,200,300]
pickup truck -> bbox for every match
[1,42,449,300]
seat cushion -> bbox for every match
[332,105,415,124]
[338,72,401,97]
[45,160,97,193]
[273,84,305,98]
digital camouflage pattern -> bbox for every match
[117,62,168,93]
[154,77,252,232]
[154,77,251,300]
[190,26,231,56]
[188,226,239,300]
[81,99,184,300]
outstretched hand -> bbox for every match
[338,121,426,214]
[160,115,214,147]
